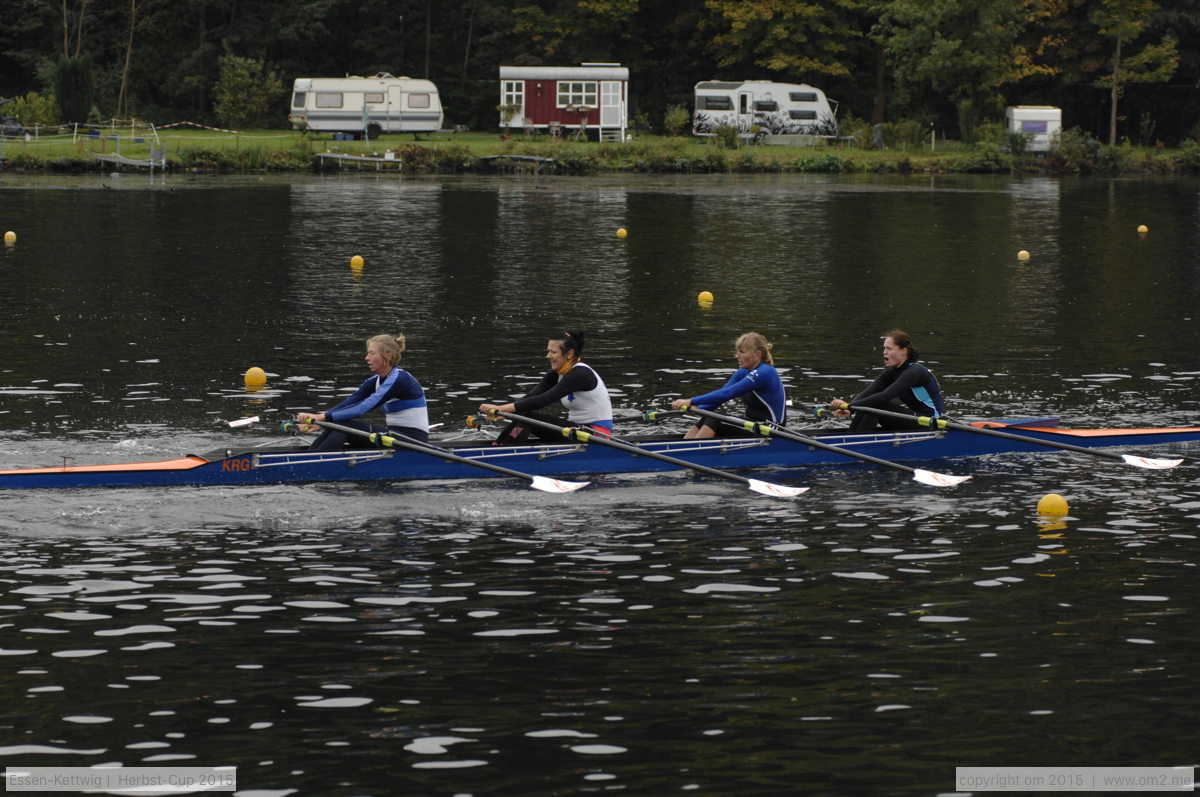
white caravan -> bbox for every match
[693,80,838,140]
[289,74,443,139]
[1005,106,1062,153]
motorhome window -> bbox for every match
[316,93,343,109]
[502,80,524,108]
[789,92,818,102]
[698,96,732,111]
[789,109,818,120]
[292,92,306,108]
[753,100,778,111]
[364,92,385,104]
[409,93,431,109]
[557,81,597,108]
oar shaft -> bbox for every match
[683,405,922,475]
[314,420,560,483]
[489,410,757,487]
[849,405,1124,461]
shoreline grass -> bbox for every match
[3,128,1199,176]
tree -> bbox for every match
[874,0,1051,136]
[701,0,862,81]
[54,54,94,123]
[1090,0,1178,145]
[213,55,285,129]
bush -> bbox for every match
[954,140,1013,172]
[1174,140,1200,172]
[8,91,60,127]
[713,124,739,149]
[662,104,691,137]
[55,55,94,124]
[213,56,285,129]
[1046,126,1100,172]
[890,119,929,149]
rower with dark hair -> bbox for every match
[828,328,945,433]
[479,329,613,445]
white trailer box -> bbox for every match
[289,73,443,139]
[1005,106,1061,153]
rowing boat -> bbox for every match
[1,418,1197,490]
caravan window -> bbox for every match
[292,92,306,108]
[315,93,343,109]
[753,100,778,111]
[789,92,818,103]
[697,96,732,111]
[557,81,597,108]
[364,92,385,104]
[409,93,431,109]
[789,109,818,120]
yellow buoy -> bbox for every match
[244,366,268,386]
[1017,250,1030,261]
[3,231,15,244]
[697,290,714,304]
[616,227,628,239]
[350,254,364,267]
[1037,493,1068,516]
[1137,224,1148,234]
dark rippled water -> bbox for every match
[1,173,1197,795]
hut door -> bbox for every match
[600,81,621,128]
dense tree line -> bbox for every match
[1,0,1197,144]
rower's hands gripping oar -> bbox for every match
[482,409,807,499]
[671,404,971,487]
[282,419,588,493]
[850,405,1183,470]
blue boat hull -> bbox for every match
[2,421,1199,489]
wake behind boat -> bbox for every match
[1,419,1196,490]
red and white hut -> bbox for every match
[498,63,629,141]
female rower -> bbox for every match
[296,334,429,450]
[828,329,944,433]
[478,329,613,445]
[671,331,787,439]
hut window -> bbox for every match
[557,81,597,108]
[502,80,524,108]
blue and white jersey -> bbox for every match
[691,362,788,425]
[326,367,430,432]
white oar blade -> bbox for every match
[747,478,808,499]
[227,416,260,428]
[1121,454,1183,470]
[530,476,590,493]
[912,468,972,487]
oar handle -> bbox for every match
[641,409,686,423]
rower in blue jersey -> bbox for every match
[672,331,788,438]
[828,329,945,433]
[296,333,430,450]
[479,329,613,445]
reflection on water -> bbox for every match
[1,174,1198,794]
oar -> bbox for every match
[659,405,971,487]
[849,405,1183,470]
[479,409,807,499]
[281,420,589,493]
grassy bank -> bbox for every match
[4,127,1200,176]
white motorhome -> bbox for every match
[1005,106,1062,153]
[693,80,838,140]
[289,73,443,139]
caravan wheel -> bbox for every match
[366,123,382,141]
